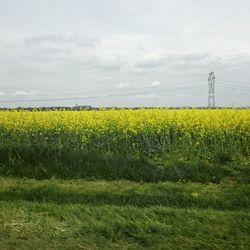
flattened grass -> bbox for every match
[0,178,249,249]
[0,178,249,210]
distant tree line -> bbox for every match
[0,105,249,111]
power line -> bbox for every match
[217,79,250,86]
[0,84,205,103]
[1,77,249,105]
[216,84,250,92]
[1,79,205,99]
[216,82,250,90]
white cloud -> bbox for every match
[103,76,111,81]
[116,82,131,88]
[99,94,107,98]
[12,91,28,96]
[0,91,5,96]
[135,93,158,99]
[135,52,166,68]
[24,34,100,48]
[134,52,210,71]
[150,80,161,87]
[97,54,122,71]
[12,90,39,96]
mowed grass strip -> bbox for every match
[0,201,249,250]
[0,178,249,210]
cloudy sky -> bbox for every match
[0,0,250,107]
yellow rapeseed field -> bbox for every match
[0,108,249,180]
[0,109,249,156]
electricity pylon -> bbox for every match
[208,72,215,108]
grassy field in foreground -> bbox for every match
[0,178,249,249]
[0,109,249,248]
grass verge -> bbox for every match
[0,178,249,249]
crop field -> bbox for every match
[0,109,250,249]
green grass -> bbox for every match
[0,178,249,210]
[1,146,249,183]
[0,178,249,249]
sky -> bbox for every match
[0,0,250,107]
